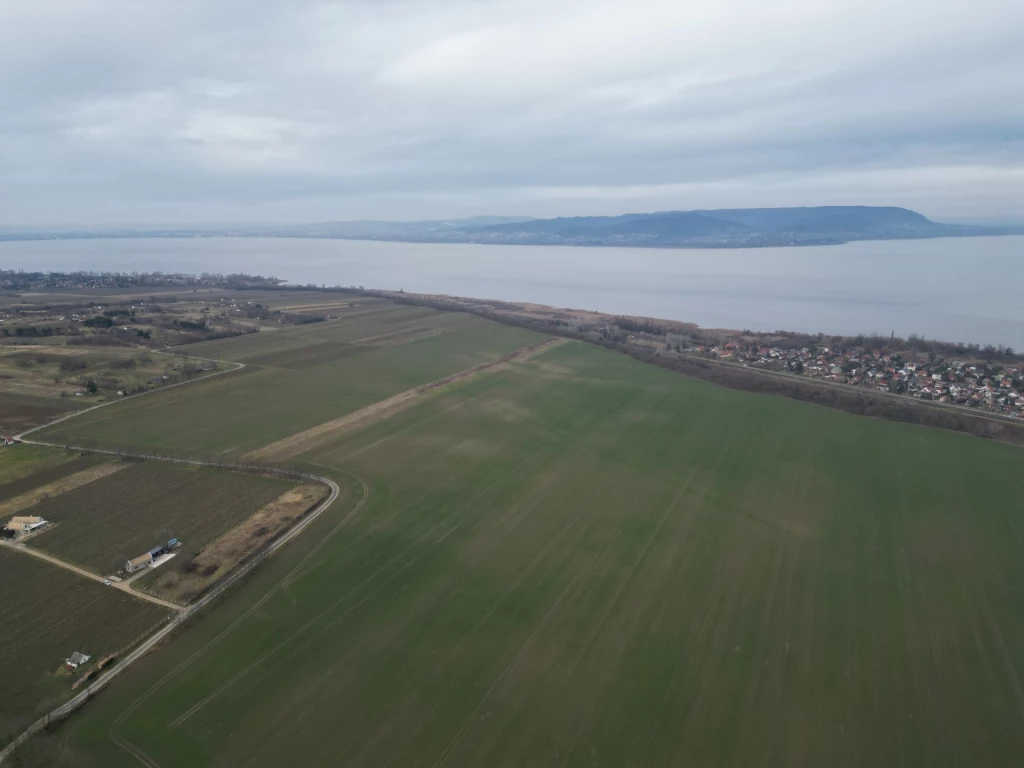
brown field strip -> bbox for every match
[0,454,100,502]
[0,461,128,518]
[347,327,448,347]
[270,301,372,312]
[144,484,329,604]
[247,338,566,462]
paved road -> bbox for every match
[16,350,245,439]
[0,539,184,612]
[0,349,345,765]
[0,470,342,766]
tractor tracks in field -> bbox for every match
[246,336,567,462]
[2,336,562,765]
[106,469,367,768]
[0,459,353,767]
[0,352,367,767]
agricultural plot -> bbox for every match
[257,292,381,311]
[0,346,180,398]
[0,547,167,748]
[0,444,78,486]
[0,345,225,436]
[146,483,330,603]
[32,340,1024,767]
[0,391,79,436]
[37,316,544,456]
[0,459,125,519]
[244,340,375,369]
[26,462,293,576]
[180,302,480,365]
[0,452,107,503]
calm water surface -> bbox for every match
[1,236,1021,348]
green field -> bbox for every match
[27,462,293,575]
[38,307,541,456]
[23,334,1024,767]
[175,303,487,364]
[0,547,167,747]
[0,444,79,486]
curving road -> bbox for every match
[0,350,351,765]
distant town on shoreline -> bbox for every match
[2,268,1021,430]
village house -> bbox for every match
[4,515,48,537]
[680,338,1024,419]
[125,552,154,573]
[66,652,91,670]
[125,540,179,573]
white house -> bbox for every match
[4,516,48,537]
[66,652,91,670]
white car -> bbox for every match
[104,579,111,586]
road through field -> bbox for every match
[14,350,246,441]
[0,463,346,766]
[10,320,1024,766]
[0,540,182,612]
[0,348,354,766]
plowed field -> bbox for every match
[0,547,166,747]
[27,462,292,574]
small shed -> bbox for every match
[125,552,154,573]
[66,652,91,670]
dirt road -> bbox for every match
[0,539,183,612]
[0,464,342,766]
[0,348,348,766]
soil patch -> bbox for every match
[145,484,329,603]
[246,338,566,462]
[0,460,127,518]
[0,454,107,503]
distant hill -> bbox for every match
[2,207,1019,247]
[460,206,983,246]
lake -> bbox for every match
[1,235,1022,348]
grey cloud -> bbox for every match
[2,0,1022,225]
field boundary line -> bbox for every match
[13,350,246,444]
[0,539,182,612]
[0,467,340,765]
[246,336,565,461]
[102,467,369,767]
[0,371,352,764]
[366,289,1024,443]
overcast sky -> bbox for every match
[3,0,1022,226]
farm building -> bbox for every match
[66,652,91,670]
[125,539,182,573]
[4,515,48,537]
[125,552,154,573]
